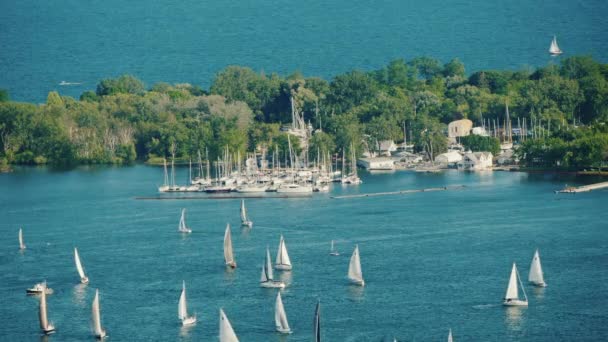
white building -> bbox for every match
[457,152,493,171]
[435,151,463,166]
[357,157,395,170]
[377,140,397,156]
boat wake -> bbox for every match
[472,303,499,309]
[59,81,82,86]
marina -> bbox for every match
[556,181,608,193]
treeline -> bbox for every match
[0,56,607,167]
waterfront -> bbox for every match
[1,166,607,340]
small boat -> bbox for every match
[219,308,239,342]
[38,283,55,334]
[528,249,547,287]
[74,247,89,284]
[236,183,268,193]
[19,227,26,250]
[503,263,528,306]
[178,209,192,233]
[204,185,232,193]
[224,224,237,268]
[329,240,339,256]
[27,282,54,295]
[275,235,292,271]
[178,281,197,326]
[276,183,313,193]
[275,291,292,334]
[549,35,563,55]
[92,289,107,339]
[448,328,453,342]
[260,247,285,288]
[313,300,321,342]
[240,200,253,228]
[348,244,365,286]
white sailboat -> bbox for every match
[91,289,107,339]
[503,263,528,306]
[219,308,239,342]
[313,300,321,342]
[329,240,339,256]
[27,281,53,295]
[178,281,197,326]
[275,235,292,271]
[240,200,253,228]
[224,224,237,268]
[275,291,292,334]
[74,247,89,284]
[19,227,26,250]
[549,35,563,55]
[348,244,365,286]
[528,249,547,287]
[260,247,285,288]
[158,158,170,192]
[178,208,192,233]
[447,328,453,342]
[38,282,55,334]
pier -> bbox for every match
[556,181,608,193]
[330,185,465,199]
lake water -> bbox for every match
[1,0,607,102]
[0,166,607,341]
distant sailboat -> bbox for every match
[219,308,239,342]
[224,224,237,268]
[329,240,339,256]
[528,249,547,287]
[275,235,292,271]
[549,35,563,55]
[348,244,365,286]
[39,282,55,334]
[447,329,453,342]
[178,281,197,326]
[313,300,321,342]
[19,227,26,250]
[91,289,107,339]
[27,281,53,295]
[74,247,89,284]
[240,200,253,228]
[260,247,285,288]
[158,158,170,192]
[275,291,292,334]
[178,209,192,233]
[503,263,528,306]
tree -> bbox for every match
[326,71,378,113]
[96,75,145,96]
[0,89,9,102]
[460,135,500,155]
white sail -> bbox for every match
[348,245,364,285]
[178,281,188,320]
[224,224,235,266]
[505,263,519,300]
[178,209,188,232]
[19,228,26,249]
[275,292,291,333]
[528,249,546,286]
[39,283,49,330]
[219,309,239,342]
[448,329,453,342]
[313,301,321,342]
[92,289,105,338]
[266,247,274,280]
[240,200,247,223]
[549,36,562,54]
[74,247,87,281]
[275,235,292,269]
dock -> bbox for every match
[330,185,465,199]
[556,181,608,194]
[135,195,308,200]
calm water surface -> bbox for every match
[0,166,607,341]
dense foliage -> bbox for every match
[460,135,501,156]
[0,56,607,168]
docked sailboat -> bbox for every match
[275,235,292,271]
[178,281,197,326]
[219,308,239,342]
[91,289,107,339]
[329,240,339,256]
[260,247,285,288]
[275,291,292,334]
[38,282,55,334]
[178,208,192,233]
[74,247,89,284]
[503,263,528,306]
[313,300,321,342]
[348,244,365,286]
[224,224,237,268]
[447,329,453,342]
[549,35,563,55]
[19,227,26,250]
[528,249,547,287]
[240,200,253,228]
[158,158,170,192]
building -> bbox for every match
[357,157,395,170]
[435,151,463,167]
[457,152,493,171]
[377,140,397,156]
[448,119,473,143]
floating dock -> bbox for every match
[331,185,465,199]
[556,181,608,193]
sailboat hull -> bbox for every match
[80,277,89,284]
[226,262,237,269]
[349,279,365,286]
[42,325,56,335]
[275,264,292,271]
[529,281,547,287]
[503,299,528,306]
[182,316,197,326]
[276,327,292,334]
[241,221,253,228]
[260,281,285,289]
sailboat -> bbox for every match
[219,308,239,342]
[348,244,365,286]
[18,227,26,250]
[503,263,528,306]
[549,35,563,55]
[74,247,89,284]
[275,235,292,271]
[240,200,253,228]
[275,291,292,334]
[178,281,197,325]
[313,300,321,342]
[260,247,285,288]
[91,289,107,339]
[224,224,237,268]
[329,240,339,256]
[447,329,453,342]
[178,208,192,233]
[528,249,547,287]
[38,282,55,334]
[158,158,170,192]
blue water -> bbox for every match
[1,0,607,102]
[1,166,607,341]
